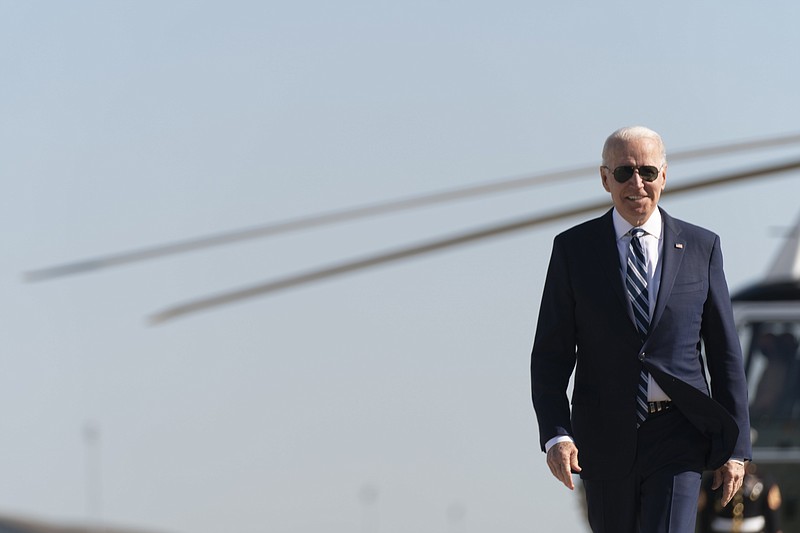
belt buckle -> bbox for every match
[648,401,670,414]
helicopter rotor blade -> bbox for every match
[23,166,589,282]
[148,157,800,325]
[25,132,800,282]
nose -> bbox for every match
[629,169,646,187]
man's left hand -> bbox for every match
[711,460,745,507]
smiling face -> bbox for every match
[601,137,666,227]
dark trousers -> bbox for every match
[583,408,710,533]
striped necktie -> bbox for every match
[627,228,650,427]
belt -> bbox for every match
[647,400,673,414]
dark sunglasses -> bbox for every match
[602,165,662,183]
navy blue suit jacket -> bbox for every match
[531,208,751,480]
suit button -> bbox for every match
[639,352,646,361]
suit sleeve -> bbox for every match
[701,235,752,460]
[531,235,578,451]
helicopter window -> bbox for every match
[741,321,800,441]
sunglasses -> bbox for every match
[602,165,663,183]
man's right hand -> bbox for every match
[546,440,581,490]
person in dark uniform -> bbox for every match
[698,462,782,533]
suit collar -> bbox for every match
[649,208,686,334]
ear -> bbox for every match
[661,163,667,191]
[600,167,611,192]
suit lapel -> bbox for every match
[593,210,632,320]
[650,209,685,332]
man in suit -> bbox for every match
[530,126,751,532]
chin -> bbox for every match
[623,211,649,226]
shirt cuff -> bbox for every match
[545,435,574,453]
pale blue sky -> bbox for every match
[2,2,800,532]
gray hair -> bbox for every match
[602,126,667,166]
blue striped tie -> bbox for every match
[627,228,650,427]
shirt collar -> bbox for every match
[612,208,663,241]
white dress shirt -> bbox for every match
[611,208,671,403]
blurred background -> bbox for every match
[2,1,800,532]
